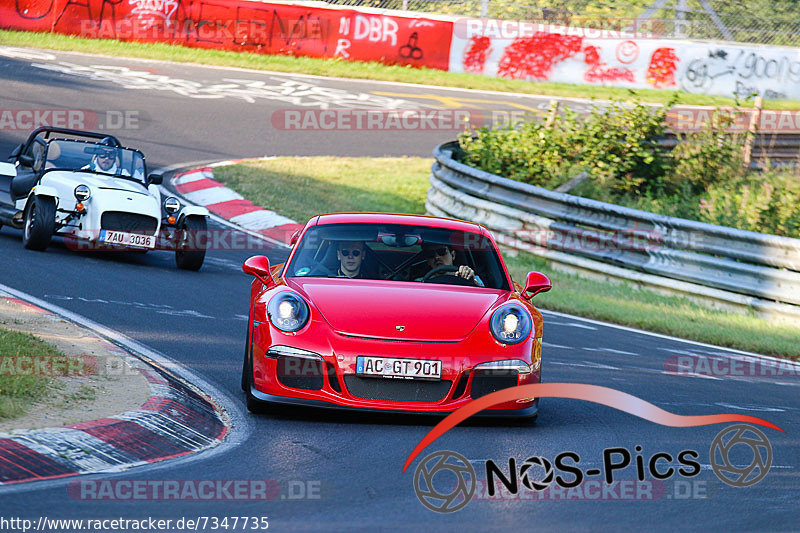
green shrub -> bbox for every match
[664,109,748,195]
[457,98,800,238]
[458,110,581,189]
[571,99,672,194]
[698,172,800,237]
[458,99,672,191]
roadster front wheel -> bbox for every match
[175,216,207,270]
[22,196,55,251]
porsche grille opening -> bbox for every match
[470,369,518,399]
[343,376,452,403]
[276,356,324,391]
[101,212,158,235]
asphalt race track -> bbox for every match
[0,47,798,531]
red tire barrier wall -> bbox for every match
[0,0,453,70]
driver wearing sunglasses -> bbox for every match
[82,147,128,176]
[336,241,366,278]
[421,243,479,284]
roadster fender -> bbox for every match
[31,185,58,198]
[178,205,209,221]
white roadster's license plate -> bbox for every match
[356,356,442,380]
[99,230,155,249]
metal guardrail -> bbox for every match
[429,141,800,309]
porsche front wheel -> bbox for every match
[175,216,207,271]
[22,196,55,251]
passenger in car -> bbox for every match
[336,240,366,278]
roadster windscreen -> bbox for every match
[44,140,146,182]
[286,223,511,290]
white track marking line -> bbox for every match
[714,403,786,412]
[541,309,798,363]
[542,342,572,349]
[546,320,598,330]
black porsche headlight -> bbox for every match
[489,304,532,345]
[267,292,310,333]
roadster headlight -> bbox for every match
[267,292,310,332]
[74,184,91,201]
[164,197,181,214]
[489,304,532,344]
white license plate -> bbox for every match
[356,356,442,380]
[99,230,155,249]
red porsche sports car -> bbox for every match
[241,213,551,419]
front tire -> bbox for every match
[175,216,207,270]
[22,196,55,251]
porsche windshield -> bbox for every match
[286,223,511,290]
[44,140,146,182]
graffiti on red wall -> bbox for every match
[462,35,491,74]
[2,0,452,70]
[128,0,180,29]
[646,47,678,88]
[14,0,52,19]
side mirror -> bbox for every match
[243,255,274,286]
[521,271,551,300]
[289,230,300,246]
[18,154,34,167]
[148,173,163,185]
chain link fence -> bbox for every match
[319,0,800,46]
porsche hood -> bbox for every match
[287,278,505,341]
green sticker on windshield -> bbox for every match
[296,267,311,276]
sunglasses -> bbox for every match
[423,246,449,259]
[339,249,361,258]
[98,151,115,159]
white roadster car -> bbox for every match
[0,128,208,270]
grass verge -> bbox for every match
[214,157,800,358]
[0,328,58,420]
[2,29,800,110]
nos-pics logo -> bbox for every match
[413,424,773,513]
